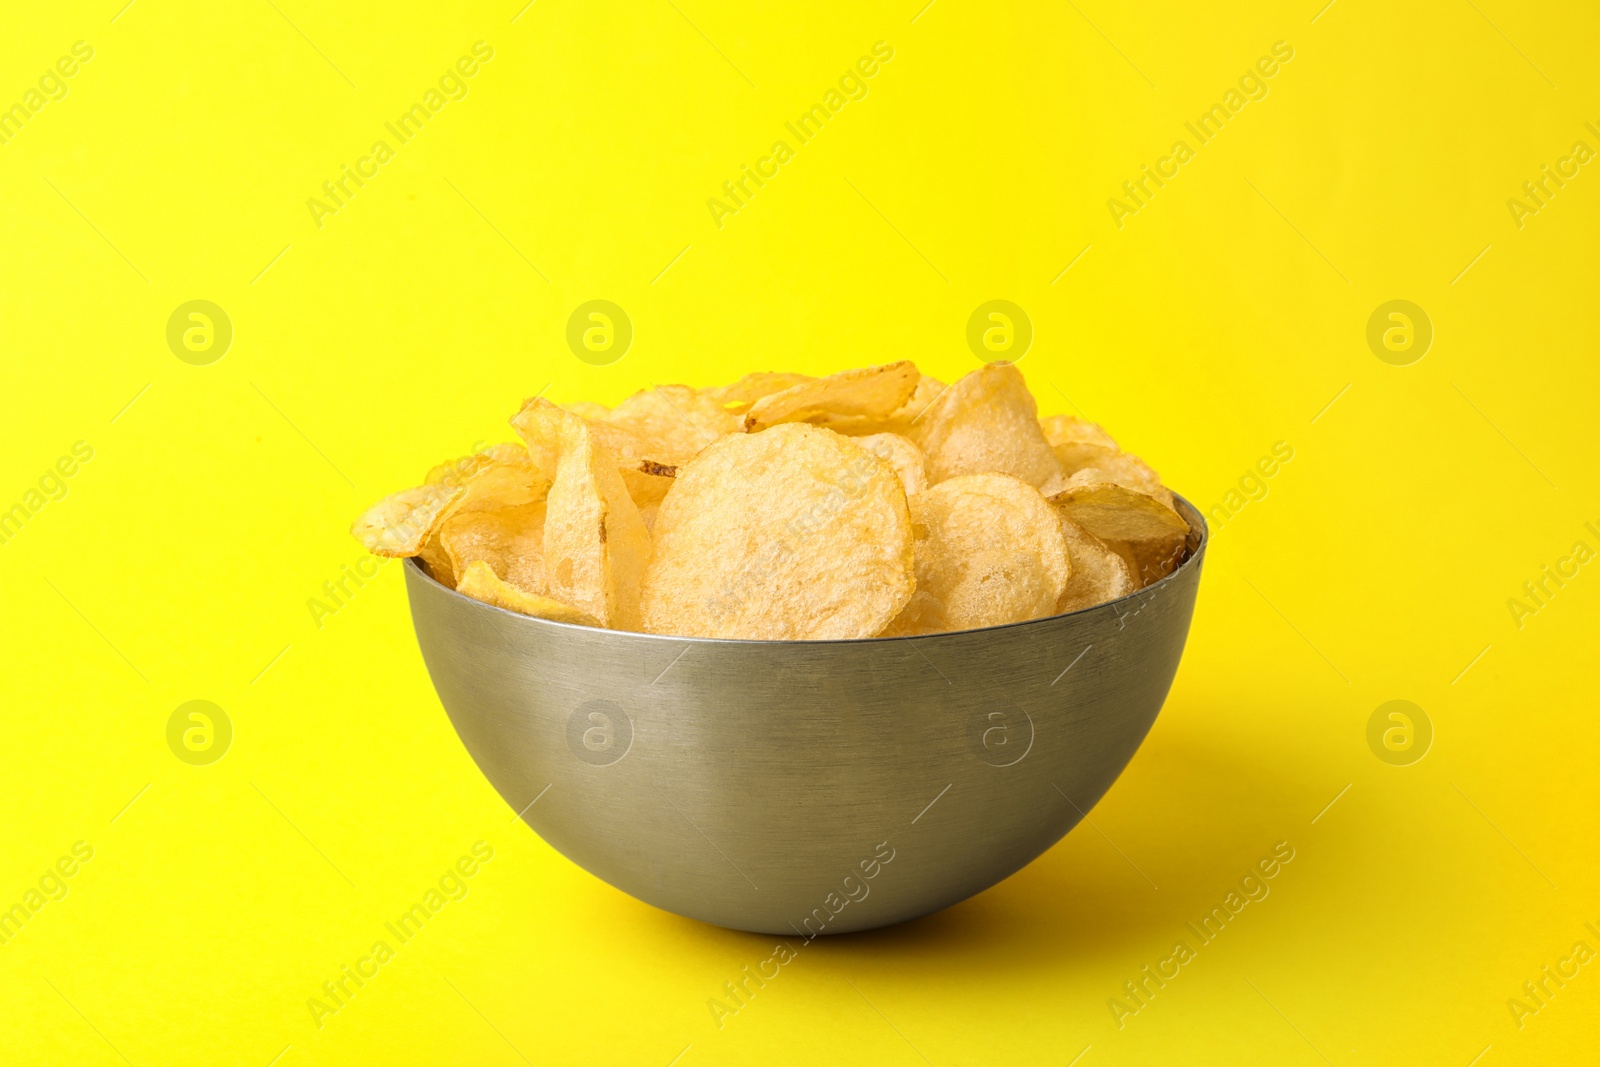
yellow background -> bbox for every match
[3,0,1597,1063]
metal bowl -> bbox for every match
[405,497,1207,935]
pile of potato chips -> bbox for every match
[352,362,1193,640]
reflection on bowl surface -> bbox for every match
[406,498,1207,934]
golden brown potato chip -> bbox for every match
[512,399,651,629]
[1040,413,1117,451]
[456,561,600,626]
[909,364,1062,489]
[584,423,677,508]
[891,374,947,427]
[854,432,928,497]
[1051,442,1121,475]
[711,371,815,408]
[742,361,919,434]
[606,384,741,457]
[440,502,547,594]
[424,444,543,515]
[586,385,739,507]
[355,356,1195,638]
[1056,514,1135,612]
[1051,445,1173,508]
[881,474,1068,635]
[1049,482,1189,587]
[417,538,459,587]
[641,424,913,639]
[561,400,611,420]
[413,443,548,585]
[426,451,490,488]
[351,483,466,558]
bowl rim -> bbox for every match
[405,493,1208,646]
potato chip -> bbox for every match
[641,424,913,639]
[357,357,1194,638]
[426,451,491,488]
[909,364,1062,489]
[742,361,919,434]
[854,432,928,497]
[881,474,1068,635]
[414,540,453,586]
[1040,413,1117,451]
[584,422,678,508]
[512,399,651,629]
[426,442,529,485]
[441,502,547,594]
[892,374,947,426]
[1049,482,1189,587]
[412,443,549,585]
[711,371,815,408]
[606,384,741,458]
[1052,445,1173,508]
[581,385,739,508]
[456,561,600,626]
[1056,514,1135,612]
[351,483,467,558]
[561,400,611,420]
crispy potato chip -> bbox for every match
[512,399,651,629]
[909,364,1062,489]
[356,356,1194,638]
[606,384,741,458]
[1051,444,1173,508]
[456,561,600,626]
[641,424,913,639]
[414,443,547,585]
[881,474,1068,635]
[561,400,611,420]
[711,371,815,408]
[891,374,946,427]
[426,442,527,485]
[854,432,928,497]
[1040,413,1117,451]
[1056,515,1135,612]
[426,452,490,488]
[426,443,545,517]
[585,423,677,508]
[351,483,466,558]
[417,539,457,587]
[1049,482,1189,587]
[581,385,739,508]
[511,397,566,475]
[742,361,919,434]
[441,502,547,594]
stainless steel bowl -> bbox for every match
[406,497,1207,935]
